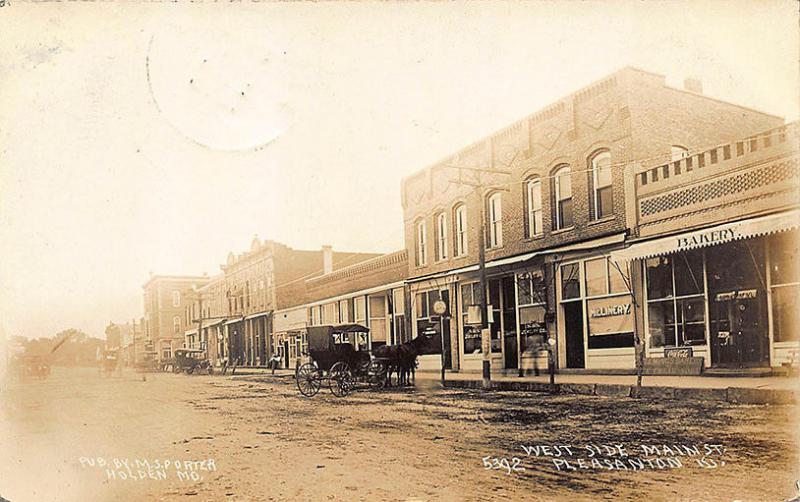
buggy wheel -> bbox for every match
[329,362,353,397]
[367,360,387,389]
[296,363,321,397]
[172,365,180,374]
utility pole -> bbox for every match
[478,189,491,389]
[437,146,517,390]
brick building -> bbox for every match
[216,237,379,366]
[400,67,785,373]
[142,274,210,362]
[271,250,408,369]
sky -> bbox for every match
[1,1,798,340]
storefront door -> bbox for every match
[708,239,769,368]
[283,341,289,368]
[564,302,585,368]
[502,277,518,369]
[711,290,768,367]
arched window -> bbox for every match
[487,193,503,248]
[552,166,573,230]
[671,145,689,161]
[172,290,181,307]
[590,150,613,220]
[173,316,181,334]
[525,178,543,237]
[453,204,468,257]
[435,212,448,261]
[415,220,427,266]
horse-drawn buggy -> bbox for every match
[11,354,51,380]
[295,324,388,397]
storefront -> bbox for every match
[452,253,551,374]
[556,255,636,370]
[411,285,453,371]
[613,210,800,369]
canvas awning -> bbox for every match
[611,210,800,262]
[224,317,244,326]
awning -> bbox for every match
[408,233,626,283]
[245,311,272,320]
[449,250,541,276]
[199,319,224,328]
[224,317,244,326]
[611,210,800,262]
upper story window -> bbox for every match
[590,150,613,220]
[454,204,468,257]
[488,193,503,248]
[552,165,573,230]
[172,290,181,307]
[525,178,543,237]
[671,145,689,161]
[435,212,448,261]
[173,316,181,334]
[415,220,427,266]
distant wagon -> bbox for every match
[295,324,388,398]
[173,348,214,375]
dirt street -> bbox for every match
[1,367,798,502]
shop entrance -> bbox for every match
[711,290,768,367]
[563,302,585,368]
[708,239,769,368]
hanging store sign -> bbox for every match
[587,296,634,337]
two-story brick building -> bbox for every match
[401,67,785,373]
[215,237,379,367]
[142,274,210,362]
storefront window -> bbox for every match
[585,258,607,297]
[646,257,673,299]
[674,253,704,296]
[519,303,546,354]
[369,295,387,345]
[461,282,483,354]
[561,263,580,300]
[646,250,707,348]
[354,297,367,325]
[517,270,545,306]
[415,290,444,355]
[392,288,407,344]
[609,261,629,294]
[770,230,799,342]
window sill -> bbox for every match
[451,254,469,260]
[588,216,617,226]
[551,226,574,235]
[486,245,505,251]
[523,234,545,242]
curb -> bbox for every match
[441,380,797,405]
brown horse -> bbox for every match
[373,333,431,387]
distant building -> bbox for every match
[142,274,210,362]
[220,236,380,366]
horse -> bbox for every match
[373,333,431,387]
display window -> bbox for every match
[645,249,707,348]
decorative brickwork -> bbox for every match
[641,159,800,216]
